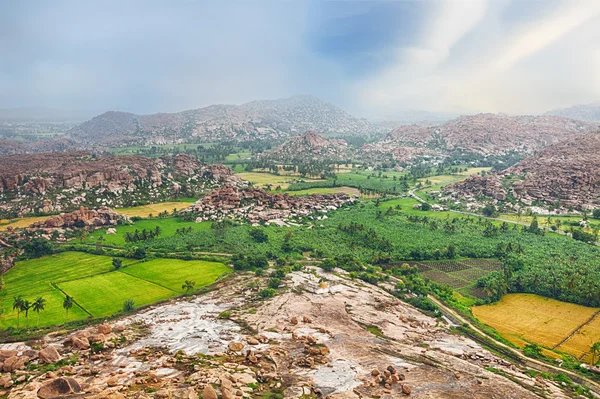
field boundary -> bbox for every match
[51,283,94,318]
[117,270,179,294]
[554,309,600,350]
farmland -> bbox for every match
[286,186,360,196]
[0,252,230,328]
[473,294,600,362]
[87,218,212,246]
[116,200,196,218]
[402,259,502,298]
[235,172,323,190]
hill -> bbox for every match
[66,95,377,147]
[257,131,351,163]
[382,113,597,156]
[0,152,242,218]
[545,101,600,122]
[445,132,600,209]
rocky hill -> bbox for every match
[0,152,243,218]
[66,95,377,147]
[545,101,600,122]
[445,132,600,209]
[376,113,597,157]
[257,131,351,163]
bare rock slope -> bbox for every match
[0,269,572,399]
[446,132,600,209]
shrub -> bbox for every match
[268,278,281,289]
[123,299,135,312]
[259,288,276,298]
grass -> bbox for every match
[473,294,599,357]
[0,216,50,232]
[58,272,175,317]
[121,258,230,292]
[87,218,211,247]
[0,252,230,329]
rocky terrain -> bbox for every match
[0,269,577,399]
[257,131,351,163]
[0,152,243,218]
[545,101,600,122]
[66,96,377,147]
[370,113,597,159]
[184,186,355,226]
[29,207,127,230]
[445,132,600,209]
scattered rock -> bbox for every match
[39,346,61,364]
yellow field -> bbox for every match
[473,294,598,350]
[0,216,49,231]
[557,314,600,361]
[286,187,360,196]
[236,172,323,190]
[117,202,192,218]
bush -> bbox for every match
[249,228,268,243]
[112,257,123,270]
[593,209,600,219]
[268,278,281,289]
[22,238,54,259]
[259,288,276,298]
[123,299,135,312]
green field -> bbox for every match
[88,218,212,246]
[1,252,230,329]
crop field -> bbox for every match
[0,252,230,328]
[117,201,196,218]
[286,186,360,196]
[87,218,212,246]
[236,172,323,189]
[473,294,600,359]
[0,216,49,232]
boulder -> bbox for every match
[39,346,61,364]
[201,385,217,399]
[71,336,90,350]
[2,356,25,372]
[97,324,112,334]
[228,342,244,352]
[37,377,82,399]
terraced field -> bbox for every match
[1,252,230,328]
[394,259,503,298]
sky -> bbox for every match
[1,0,600,118]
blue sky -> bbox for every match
[1,0,599,117]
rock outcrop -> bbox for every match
[446,132,600,209]
[30,207,127,229]
[258,131,351,163]
[184,186,356,225]
[0,152,243,218]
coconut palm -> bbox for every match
[32,297,46,328]
[12,296,24,328]
[21,300,32,328]
[63,295,73,322]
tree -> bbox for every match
[182,280,196,293]
[63,295,73,322]
[593,209,600,220]
[22,238,54,259]
[482,204,496,217]
[32,296,46,328]
[112,257,123,270]
[21,299,32,328]
[591,342,600,365]
[123,299,135,312]
[249,228,268,243]
[12,296,23,328]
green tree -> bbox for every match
[591,342,600,365]
[12,296,24,328]
[21,299,31,328]
[123,299,135,312]
[32,296,46,328]
[182,280,196,293]
[63,295,73,322]
[112,257,123,270]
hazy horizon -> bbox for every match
[2,0,600,118]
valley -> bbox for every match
[2,97,600,399]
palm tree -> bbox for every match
[591,342,600,365]
[21,300,31,328]
[63,295,73,322]
[12,296,23,328]
[32,297,46,328]
[182,280,196,293]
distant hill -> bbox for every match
[544,101,600,122]
[66,95,380,146]
[0,107,94,122]
[376,113,597,156]
[445,132,600,209]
